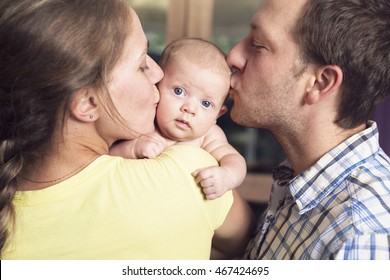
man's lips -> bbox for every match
[229,87,237,98]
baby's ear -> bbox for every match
[217,105,228,118]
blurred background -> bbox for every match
[127,0,390,204]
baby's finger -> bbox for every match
[202,185,216,194]
[199,178,215,188]
[206,193,220,200]
[192,169,200,181]
[195,168,214,181]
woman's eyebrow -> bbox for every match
[144,40,150,55]
[137,40,149,63]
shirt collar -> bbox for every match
[288,121,380,214]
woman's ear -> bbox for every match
[305,65,343,105]
[70,88,99,122]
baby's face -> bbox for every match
[156,59,230,141]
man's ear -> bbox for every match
[217,105,228,119]
[70,88,99,122]
[305,65,343,105]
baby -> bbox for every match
[110,38,246,199]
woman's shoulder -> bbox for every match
[162,144,217,158]
[101,145,218,182]
[159,145,218,170]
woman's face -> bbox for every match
[102,8,163,144]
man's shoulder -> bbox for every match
[346,155,390,233]
[349,148,390,187]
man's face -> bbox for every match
[227,0,309,131]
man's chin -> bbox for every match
[230,108,245,125]
[230,108,260,128]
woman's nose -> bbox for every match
[153,86,160,103]
[147,55,164,84]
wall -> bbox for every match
[372,96,390,155]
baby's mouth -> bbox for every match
[175,119,190,128]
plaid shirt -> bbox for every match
[244,121,390,259]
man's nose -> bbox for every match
[227,40,246,74]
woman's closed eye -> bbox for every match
[140,63,149,72]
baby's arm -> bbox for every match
[192,124,246,200]
[109,131,168,159]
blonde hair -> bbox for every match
[159,38,231,76]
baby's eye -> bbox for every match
[201,100,212,108]
[174,87,185,96]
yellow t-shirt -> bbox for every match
[2,145,233,259]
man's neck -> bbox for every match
[275,123,366,176]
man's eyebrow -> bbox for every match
[250,20,272,42]
[250,21,266,35]
[250,22,257,31]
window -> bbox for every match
[127,0,169,55]
[212,0,262,53]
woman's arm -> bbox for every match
[211,190,255,259]
[159,145,254,259]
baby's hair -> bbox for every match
[159,38,231,76]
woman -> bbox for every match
[0,0,253,259]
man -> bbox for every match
[227,0,390,259]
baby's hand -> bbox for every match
[134,136,166,159]
[109,134,166,159]
[192,166,236,200]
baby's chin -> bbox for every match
[159,129,195,142]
